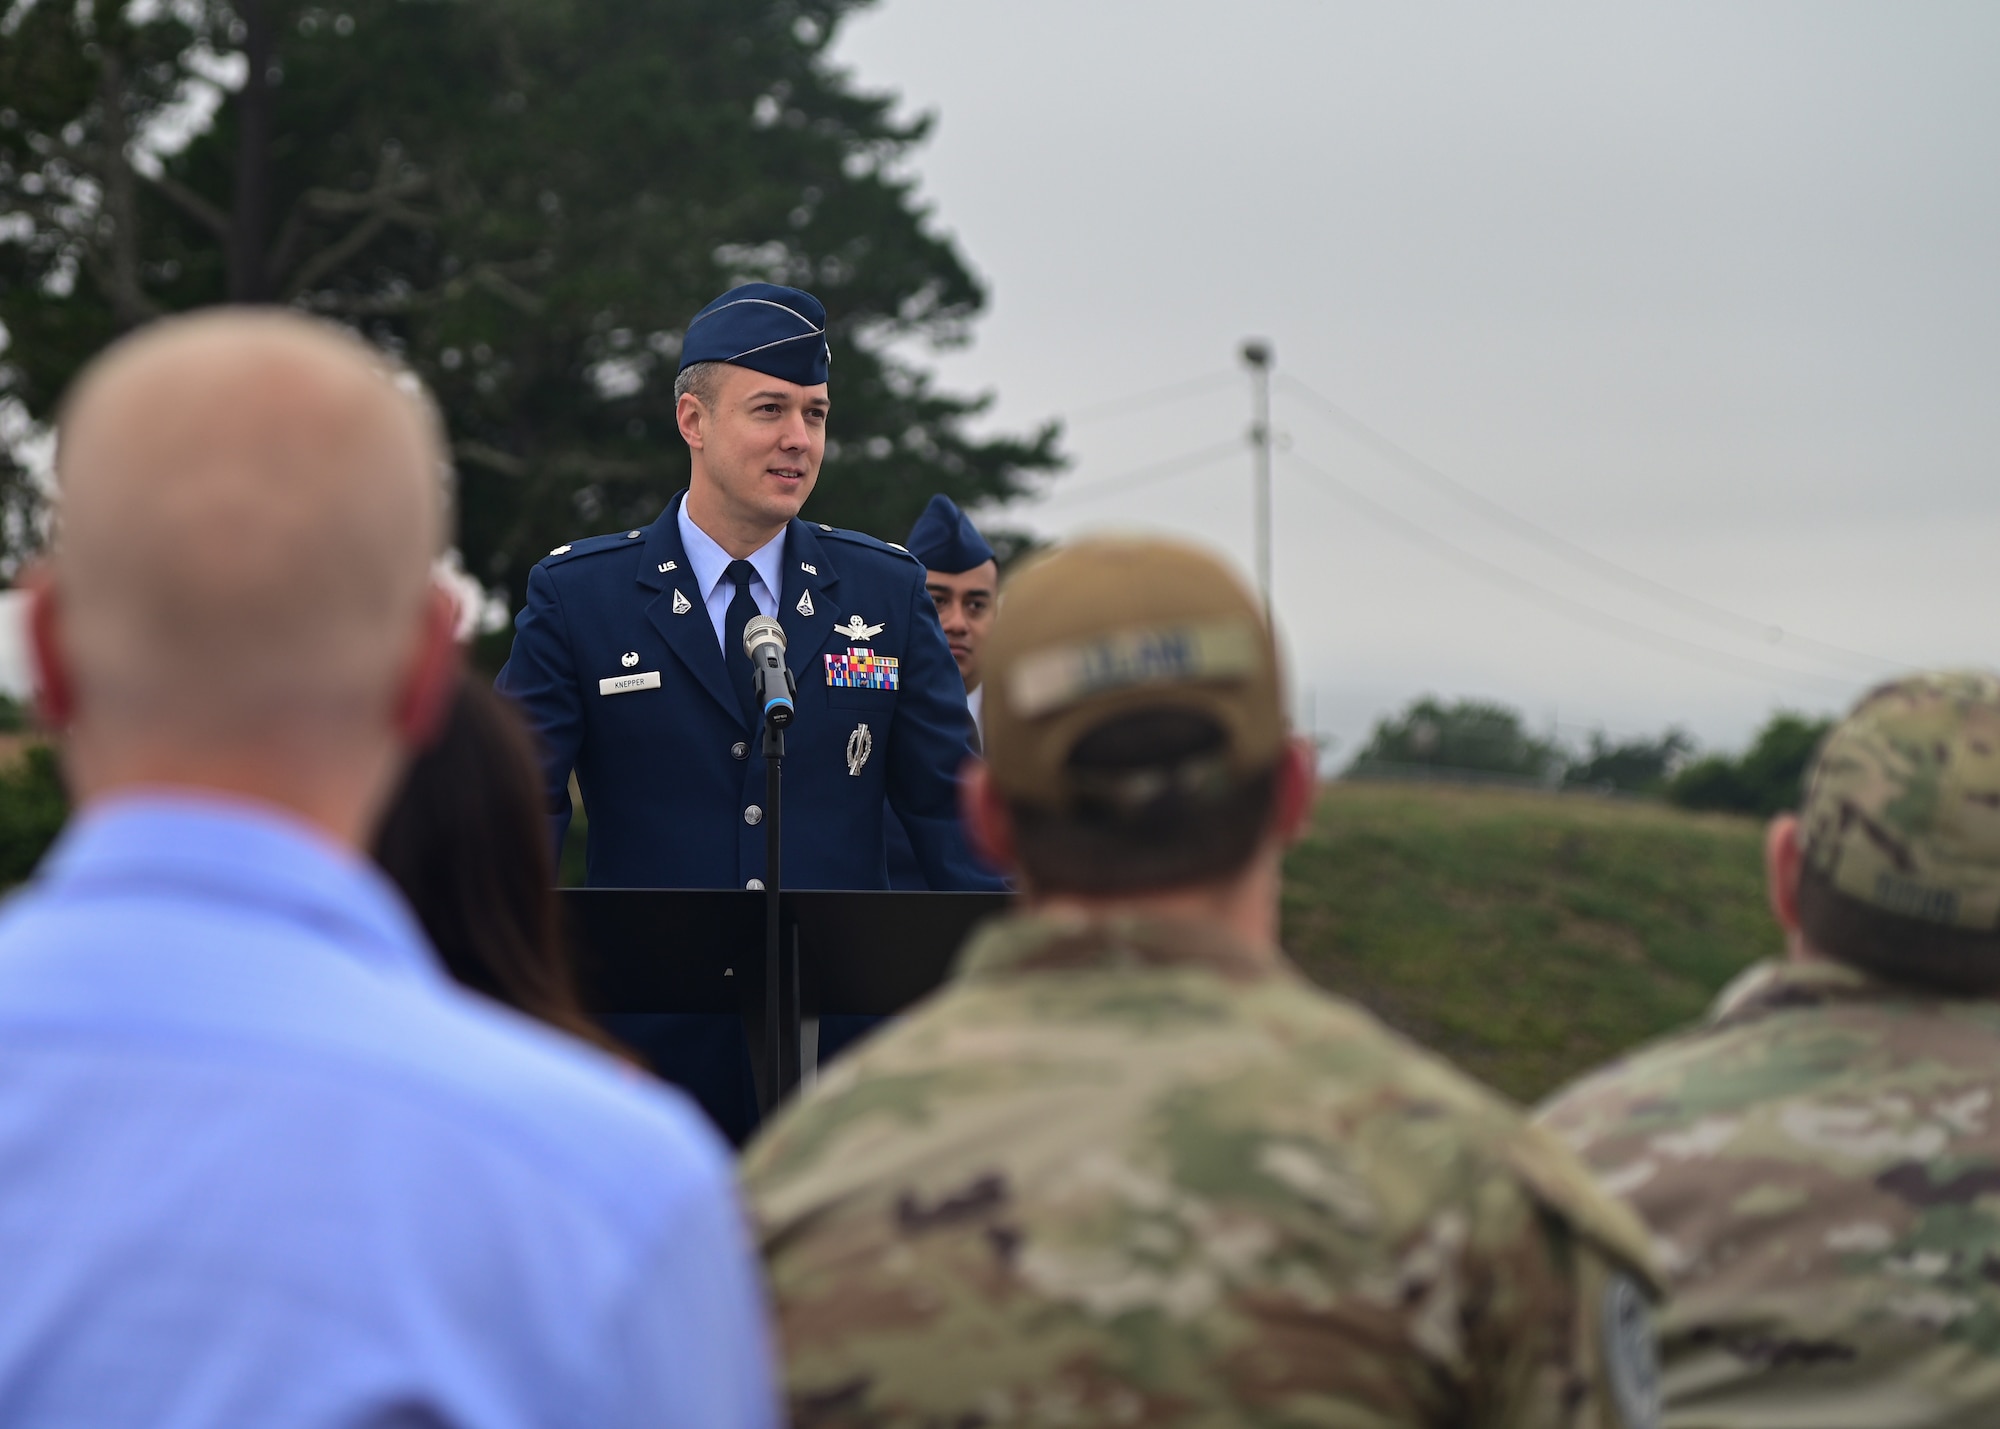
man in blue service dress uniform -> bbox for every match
[498,282,999,1142]
[887,494,999,888]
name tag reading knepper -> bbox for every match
[599,671,662,696]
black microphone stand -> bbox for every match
[760,706,785,1115]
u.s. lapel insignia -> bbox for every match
[800,562,817,575]
[658,560,678,573]
[797,589,815,618]
[833,614,885,642]
[846,723,873,777]
[671,588,692,615]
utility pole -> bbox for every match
[1241,339,1273,619]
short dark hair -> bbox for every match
[1796,861,2000,995]
[1008,708,1280,895]
[673,360,725,408]
[374,679,617,1051]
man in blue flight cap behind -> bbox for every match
[888,494,999,888]
[498,282,999,1141]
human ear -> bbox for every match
[22,565,75,730]
[960,760,1019,879]
[1765,814,1805,937]
[1271,736,1318,846]
[391,583,463,750]
[675,391,708,450]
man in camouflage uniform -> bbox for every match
[1540,671,2000,1428]
[742,536,1663,1428]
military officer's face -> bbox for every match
[926,559,998,691]
[684,363,829,537]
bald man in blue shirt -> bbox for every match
[3,312,777,1427]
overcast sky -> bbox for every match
[830,2,2000,762]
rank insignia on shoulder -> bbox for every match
[549,544,572,556]
[833,615,884,642]
[671,588,692,615]
[658,560,677,573]
[797,589,815,617]
[825,649,899,690]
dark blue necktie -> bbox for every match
[724,559,760,729]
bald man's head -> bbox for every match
[53,310,446,751]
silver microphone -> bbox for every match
[742,616,795,727]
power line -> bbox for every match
[1276,375,1904,676]
[1060,370,1236,426]
[1038,439,1244,504]
[1282,451,1859,696]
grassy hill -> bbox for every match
[0,748,1780,1107]
[1283,781,1773,1105]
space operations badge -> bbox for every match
[825,648,899,691]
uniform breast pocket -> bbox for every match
[822,648,901,711]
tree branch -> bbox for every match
[273,146,433,298]
[304,260,546,318]
[284,210,392,295]
[138,170,231,242]
[453,442,528,477]
[92,52,161,329]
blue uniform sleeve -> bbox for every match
[603,1136,782,1429]
[494,563,583,862]
[883,570,1006,892]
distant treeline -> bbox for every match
[1348,696,1832,817]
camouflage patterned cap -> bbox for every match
[981,536,1286,810]
[1800,670,2000,930]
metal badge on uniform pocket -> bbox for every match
[825,648,899,690]
[846,723,873,776]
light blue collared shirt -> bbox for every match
[677,500,786,655]
[0,794,779,1428]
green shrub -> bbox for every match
[0,745,69,885]
[1349,697,1564,781]
[1668,711,1832,817]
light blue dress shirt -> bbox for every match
[0,795,779,1428]
[676,500,785,654]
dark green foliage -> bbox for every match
[1668,711,1833,818]
[1348,696,1563,781]
[0,0,1060,599]
[0,744,67,884]
[0,694,28,734]
[1285,782,1769,1101]
[1562,727,1693,796]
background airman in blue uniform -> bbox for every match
[498,282,1000,1139]
[887,494,999,888]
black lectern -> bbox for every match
[560,888,1011,1122]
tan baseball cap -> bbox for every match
[1801,670,2000,930]
[981,536,1287,810]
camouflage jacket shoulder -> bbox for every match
[745,912,1661,1429]
[1539,957,2000,1427]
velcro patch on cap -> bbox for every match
[1008,620,1259,718]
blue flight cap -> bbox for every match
[906,493,996,575]
[679,283,830,388]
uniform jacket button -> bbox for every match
[731,742,748,760]
[745,878,765,891]
[744,805,763,826]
